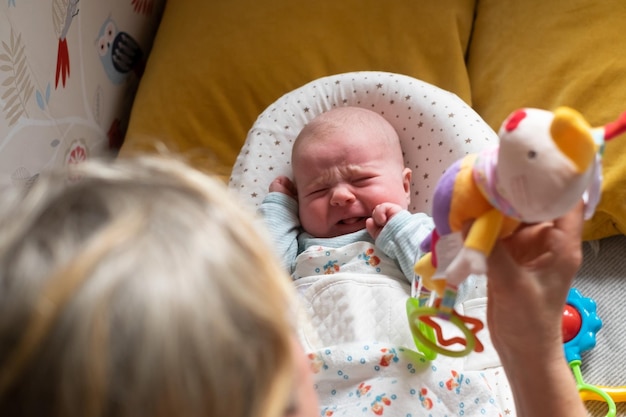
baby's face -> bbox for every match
[293,125,411,238]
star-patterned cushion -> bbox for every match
[228,71,497,215]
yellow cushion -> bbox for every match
[120,0,476,178]
[467,0,626,240]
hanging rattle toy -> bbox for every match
[407,107,626,357]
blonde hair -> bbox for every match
[0,156,296,417]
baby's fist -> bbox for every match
[269,176,297,199]
[366,203,403,240]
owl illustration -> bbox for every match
[97,17,144,85]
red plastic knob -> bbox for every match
[562,304,582,343]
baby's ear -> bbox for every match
[402,167,412,195]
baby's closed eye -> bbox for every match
[351,176,375,186]
[303,187,329,199]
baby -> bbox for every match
[259,106,432,280]
[257,107,590,417]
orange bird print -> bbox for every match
[52,0,79,88]
[356,382,371,397]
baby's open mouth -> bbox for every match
[339,217,366,225]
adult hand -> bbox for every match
[485,201,587,417]
[486,201,584,361]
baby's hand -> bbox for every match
[366,203,403,240]
[269,176,297,199]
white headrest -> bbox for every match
[229,71,497,215]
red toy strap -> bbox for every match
[604,111,626,141]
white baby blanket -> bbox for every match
[295,271,516,416]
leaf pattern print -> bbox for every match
[35,83,51,110]
[0,28,34,126]
[11,167,38,192]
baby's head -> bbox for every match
[291,106,412,238]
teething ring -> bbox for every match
[407,305,484,358]
[406,298,438,360]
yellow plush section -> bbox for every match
[468,0,626,240]
[120,0,476,178]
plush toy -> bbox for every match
[414,106,626,315]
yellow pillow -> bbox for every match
[467,0,626,240]
[120,0,476,178]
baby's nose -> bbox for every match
[330,186,356,206]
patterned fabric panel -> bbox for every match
[0,0,163,189]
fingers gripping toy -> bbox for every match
[408,107,626,357]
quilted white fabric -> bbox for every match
[294,272,514,416]
[295,273,416,351]
[295,270,502,368]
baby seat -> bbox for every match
[228,71,514,417]
[229,71,496,214]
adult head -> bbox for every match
[0,156,317,417]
